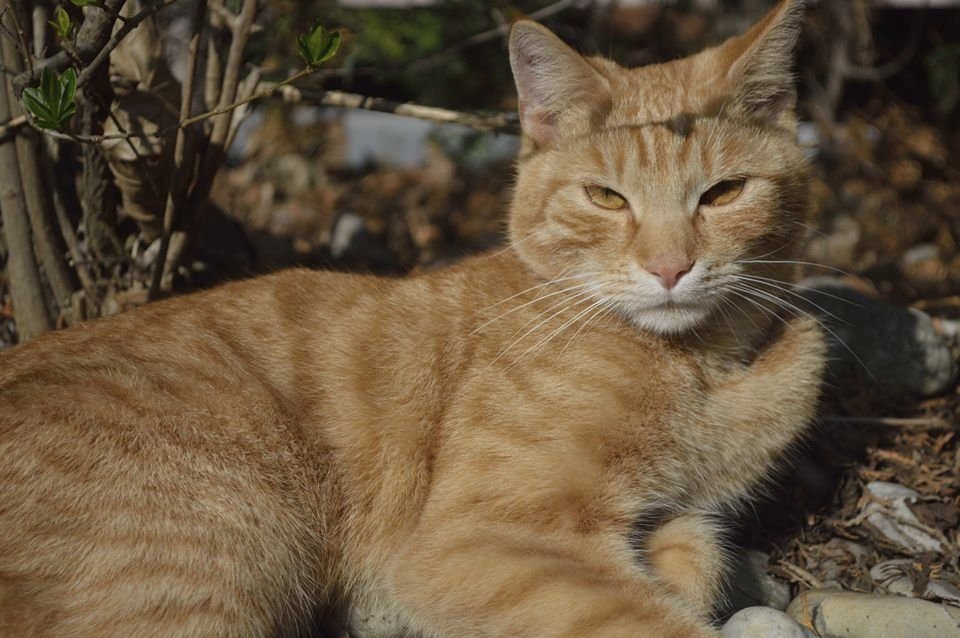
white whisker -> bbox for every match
[508,294,609,368]
[561,297,617,353]
[471,278,597,336]
[731,275,850,326]
[485,288,600,369]
[728,283,878,383]
[738,259,852,277]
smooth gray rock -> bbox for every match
[787,589,960,638]
[798,277,956,397]
[720,606,816,638]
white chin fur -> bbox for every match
[626,303,712,335]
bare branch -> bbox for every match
[208,0,263,34]
[178,67,312,129]
[821,416,953,431]
[204,0,225,111]
[148,0,206,299]
[0,9,50,339]
[0,111,25,137]
[76,0,181,90]
[30,4,47,60]
[12,0,126,96]
[297,88,521,135]
[41,144,98,315]
[224,64,260,153]
[6,2,32,75]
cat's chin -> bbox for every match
[624,303,712,336]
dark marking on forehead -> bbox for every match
[594,113,707,136]
[665,113,694,137]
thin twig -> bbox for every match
[298,87,521,135]
[822,416,955,431]
[42,146,98,313]
[179,67,312,129]
[224,64,261,153]
[7,3,32,75]
[76,0,181,89]
[208,0,263,34]
[30,4,48,60]
[775,560,826,589]
[0,112,25,137]
[204,0,225,111]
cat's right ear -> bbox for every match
[509,21,608,148]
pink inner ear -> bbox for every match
[518,100,557,147]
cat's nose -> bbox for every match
[645,259,694,290]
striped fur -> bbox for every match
[0,2,822,636]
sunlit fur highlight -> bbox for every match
[0,2,823,637]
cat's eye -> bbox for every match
[699,179,747,208]
[585,184,627,210]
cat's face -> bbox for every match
[508,0,809,335]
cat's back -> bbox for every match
[0,267,402,637]
[1,268,372,397]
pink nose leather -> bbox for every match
[645,259,693,290]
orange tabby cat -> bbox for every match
[0,1,824,636]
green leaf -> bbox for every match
[21,67,77,131]
[69,0,103,7]
[49,7,73,39]
[297,21,341,68]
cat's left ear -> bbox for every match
[703,0,804,128]
[509,21,609,148]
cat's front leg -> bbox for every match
[700,314,826,496]
[387,523,719,638]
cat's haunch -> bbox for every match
[0,1,824,637]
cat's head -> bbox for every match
[507,0,810,335]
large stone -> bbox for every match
[720,606,816,638]
[787,589,960,638]
[798,277,956,397]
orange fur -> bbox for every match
[0,2,823,636]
